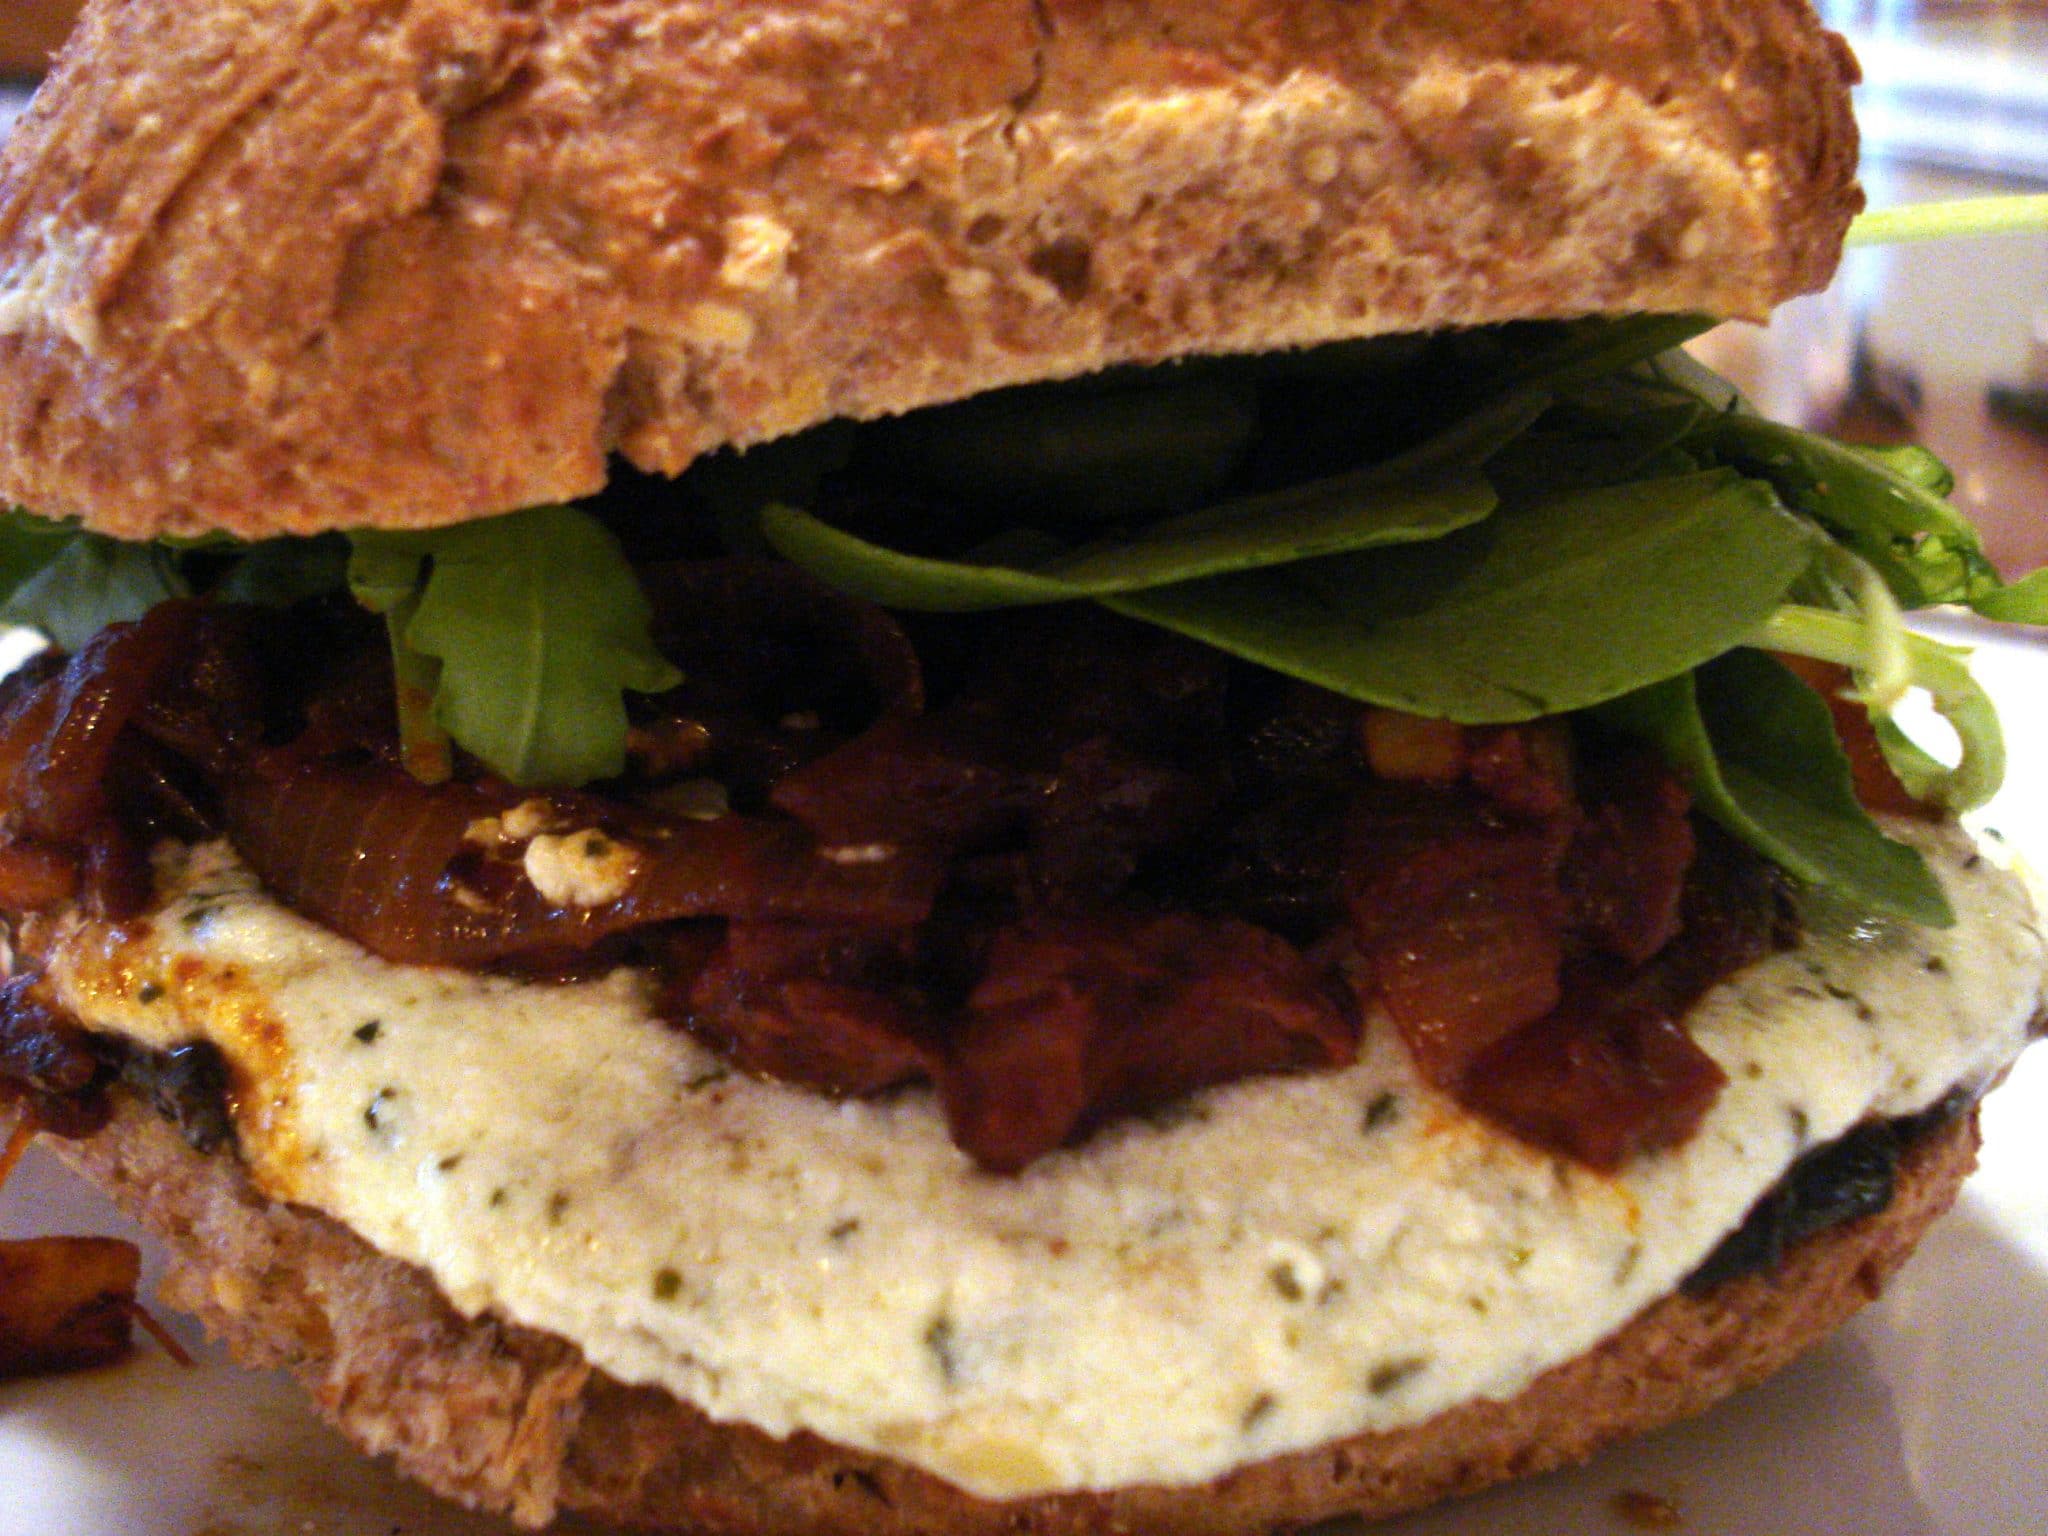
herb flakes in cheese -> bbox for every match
[42,825,2046,1500]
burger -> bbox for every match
[0,0,2043,1531]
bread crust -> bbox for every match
[0,0,1859,541]
[55,1089,1973,1534]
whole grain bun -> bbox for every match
[60,1089,1972,1535]
[0,0,1858,542]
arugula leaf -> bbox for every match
[0,512,355,650]
[1105,468,1822,722]
[1595,352,2044,626]
[1694,415,1988,605]
[0,512,189,651]
[345,536,453,782]
[349,508,681,787]
[1874,715,1954,807]
[1597,651,1953,926]
[1854,443,1954,498]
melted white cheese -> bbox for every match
[45,825,2045,1498]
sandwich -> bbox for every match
[1,0,2045,1531]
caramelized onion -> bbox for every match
[0,841,78,911]
[1459,823,1781,1170]
[642,560,924,803]
[222,763,940,967]
[1565,750,1696,966]
[770,713,1048,852]
[0,976,112,1140]
[943,912,1358,1173]
[0,576,1800,1174]
[0,606,203,915]
[1345,784,1572,1087]
[1461,986,1728,1172]
[680,923,937,1095]
[10,604,200,845]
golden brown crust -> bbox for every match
[0,0,1859,540]
[56,1091,1973,1535]
[0,2,79,75]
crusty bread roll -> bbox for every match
[0,0,1857,542]
[7,6,1984,1534]
[60,1090,1980,1534]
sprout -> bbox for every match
[1748,605,2003,813]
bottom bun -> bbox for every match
[58,1090,1980,1535]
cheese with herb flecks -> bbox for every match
[43,824,2045,1498]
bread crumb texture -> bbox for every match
[0,0,1859,539]
[58,1095,1977,1534]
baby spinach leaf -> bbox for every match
[350,508,681,787]
[0,509,77,598]
[753,386,1551,612]
[1597,651,1953,926]
[1108,469,1822,722]
[344,533,429,618]
[756,508,1082,610]
[1486,402,1707,500]
[1493,313,1719,396]
[758,460,1504,611]
[1354,388,1556,483]
[858,374,1260,524]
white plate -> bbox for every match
[3,633,2045,1535]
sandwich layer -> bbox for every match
[29,819,2045,1503]
[0,0,1858,539]
[57,1074,1987,1533]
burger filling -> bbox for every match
[0,319,2045,1496]
[0,585,1789,1174]
[1,817,2037,1497]
[0,316,2042,1178]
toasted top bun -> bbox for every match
[0,0,1859,543]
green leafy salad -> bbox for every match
[3,303,2045,935]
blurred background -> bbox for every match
[1697,0,2048,583]
[0,0,2045,578]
